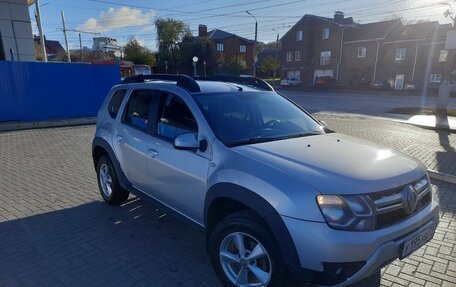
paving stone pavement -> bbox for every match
[315,113,456,177]
[0,117,455,287]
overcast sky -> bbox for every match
[30,0,450,51]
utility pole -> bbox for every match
[62,29,99,62]
[273,28,280,79]
[79,33,83,61]
[35,0,47,62]
[246,11,258,77]
[61,10,71,62]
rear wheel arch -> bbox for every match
[92,137,129,189]
[204,182,300,267]
[92,145,108,168]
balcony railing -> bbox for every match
[305,56,338,66]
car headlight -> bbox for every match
[413,176,429,193]
[316,195,375,231]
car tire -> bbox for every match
[208,210,285,287]
[96,154,129,205]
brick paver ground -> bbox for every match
[0,116,455,286]
[315,113,456,176]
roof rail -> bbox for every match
[121,74,201,93]
[194,76,274,91]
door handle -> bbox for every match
[148,149,159,158]
[116,135,124,141]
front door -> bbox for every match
[395,74,405,90]
[146,91,209,224]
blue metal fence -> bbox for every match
[0,61,120,122]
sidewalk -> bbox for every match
[382,113,456,132]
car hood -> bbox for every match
[232,133,426,195]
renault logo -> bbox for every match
[402,185,418,215]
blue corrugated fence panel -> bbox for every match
[0,61,120,122]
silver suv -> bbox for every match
[92,75,439,287]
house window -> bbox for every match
[322,28,330,40]
[320,51,331,65]
[296,30,303,41]
[216,43,224,52]
[286,51,293,62]
[295,50,301,61]
[240,45,246,53]
[395,48,406,60]
[357,47,367,58]
[429,74,442,83]
[439,50,448,62]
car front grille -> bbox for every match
[367,183,432,229]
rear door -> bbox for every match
[114,89,157,192]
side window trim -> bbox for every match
[108,88,127,119]
[121,89,156,134]
[154,91,199,143]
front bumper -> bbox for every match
[282,201,439,286]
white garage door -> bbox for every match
[314,69,333,83]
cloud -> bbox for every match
[77,7,155,33]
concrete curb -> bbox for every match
[428,169,456,184]
[0,117,96,133]
[313,112,456,133]
[381,113,456,132]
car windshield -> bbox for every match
[194,91,324,147]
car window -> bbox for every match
[156,93,198,140]
[108,89,127,119]
[124,89,153,131]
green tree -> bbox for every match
[259,55,280,78]
[155,18,192,73]
[179,36,215,75]
[123,38,156,67]
[223,55,247,76]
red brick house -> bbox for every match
[198,25,255,74]
[281,12,451,90]
[280,12,355,86]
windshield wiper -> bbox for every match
[228,132,322,147]
[228,136,282,147]
[287,131,322,138]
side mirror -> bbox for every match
[174,133,200,150]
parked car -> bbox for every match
[280,77,301,86]
[92,75,439,287]
[370,80,391,90]
[404,83,419,91]
[134,64,152,75]
[314,76,336,88]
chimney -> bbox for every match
[198,24,207,37]
[334,11,344,22]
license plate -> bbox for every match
[400,226,435,259]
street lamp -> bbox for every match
[203,60,207,77]
[246,10,258,77]
[192,56,198,77]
